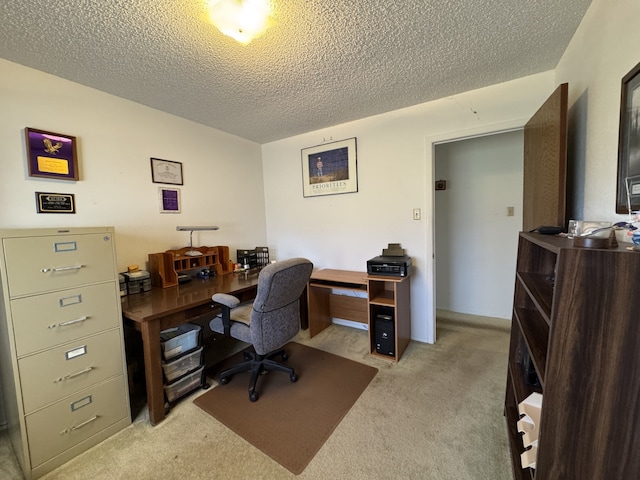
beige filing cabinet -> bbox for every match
[0,227,131,479]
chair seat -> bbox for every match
[209,302,253,343]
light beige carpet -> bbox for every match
[0,315,513,479]
[194,342,378,474]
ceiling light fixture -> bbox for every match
[206,0,272,45]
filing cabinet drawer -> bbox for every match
[3,232,116,297]
[25,375,128,469]
[11,283,121,356]
[18,329,125,413]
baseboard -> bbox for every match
[436,309,511,331]
[332,318,368,331]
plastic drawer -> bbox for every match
[160,323,201,361]
[163,366,204,402]
[162,347,203,382]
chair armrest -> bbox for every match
[212,293,241,336]
[212,293,240,309]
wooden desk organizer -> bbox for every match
[148,246,232,287]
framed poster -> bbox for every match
[25,128,79,181]
[616,60,640,214]
[151,158,183,185]
[158,187,181,213]
[301,137,357,198]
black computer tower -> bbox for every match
[375,312,395,357]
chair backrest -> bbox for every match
[250,257,313,354]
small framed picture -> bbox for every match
[25,128,79,181]
[158,187,181,213]
[151,158,183,185]
[301,137,358,197]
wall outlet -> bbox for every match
[413,208,421,220]
[507,206,514,217]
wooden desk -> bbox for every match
[307,269,411,362]
[121,272,260,425]
[307,269,369,337]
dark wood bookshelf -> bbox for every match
[506,232,640,479]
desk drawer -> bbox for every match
[25,375,128,469]
[3,232,116,297]
[11,283,120,356]
[19,329,125,413]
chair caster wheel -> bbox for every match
[281,352,288,361]
[220,375,229,385]
[249,391,259,402]
[290,373,298,383]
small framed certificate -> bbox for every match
[158,187,181,213]
[35,192,76,214]
[151,158,183,185]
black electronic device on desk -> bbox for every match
[367,243,412,277]
[367,256,412,277]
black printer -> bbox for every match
[367,255,412,277]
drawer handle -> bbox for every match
[48,316,89,329]
[41,264,85,273]
[60,415,99,435]
[53,366,94,383]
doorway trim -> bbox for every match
[424,118,528,343]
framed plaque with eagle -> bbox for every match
[25,127,79,181]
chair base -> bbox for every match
[219,348,298,402]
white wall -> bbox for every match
[261,72,554,344]
[0,59,268,271]
[556,0,640,226]
[0,60,269,430]
[435,130,524,319]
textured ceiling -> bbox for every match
[0,0,592,144]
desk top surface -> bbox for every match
[310,269,368,285]
[121,272,260,322]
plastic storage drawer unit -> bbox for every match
[160,323,201,361]
[163,366,204,402]
[161,347,203,382]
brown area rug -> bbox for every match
[194,342,377,475]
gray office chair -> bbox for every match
[209,257,313,401]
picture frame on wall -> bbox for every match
[158,187,181,213]
[151,158,183,185]
[25,128,79,181]
[301,137,358,198]
[616,60,640,214]
[35,192,76,214]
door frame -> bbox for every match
[424,118,528,342]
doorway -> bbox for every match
[434,130,523,320]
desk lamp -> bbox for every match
[176,226,219,256]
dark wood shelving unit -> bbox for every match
[148,245,232,287]
[506,232,640,479]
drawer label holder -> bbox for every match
[65,345,87,360]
